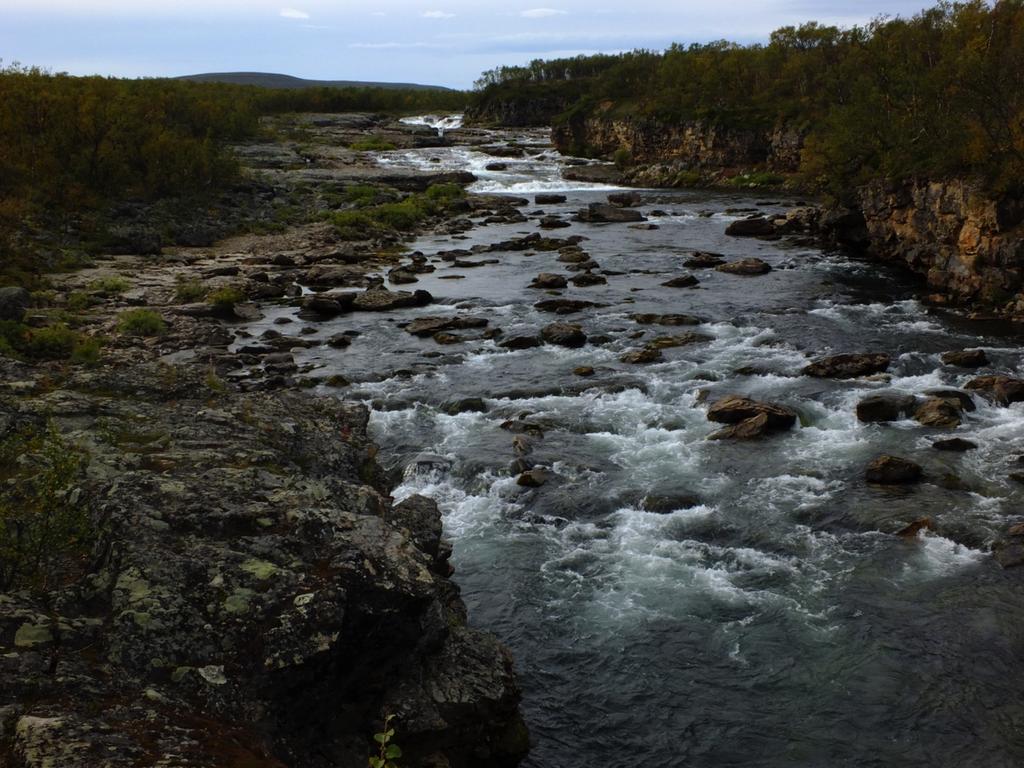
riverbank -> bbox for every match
[0,114,529,768]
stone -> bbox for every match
[803,353,891,378]
[706,395,797,433]
[914,397,963,428]
[724,216,776,237]
[530,273,568,290]
[325,334,352,349]
[661,274,700,288]
[404,316,488,337]
[640,494,701,513]
[535,194,567,204]
[683,251,727,269]
[573,203,646,223]
[631,313,702,326]
[855,392,917,423]
[570,273,607,287]
[715,258,772,275]
[541,322,587,348]
[574,366,595,377]
[517,468,550,488]
[500,336,542,350]
[708,412,776,440]
[0,286,31,322]
[941,349,988,367]
[303,293,355,317]
[932,438,978,452]
[923,388,976,412]
[644,333,712,350]
[534,299,602,314]
[865,455,922,484]
[607,191,642,207]
[964,375,1024,406]
[352,288,432,312]
[442,397,487,415]
[620,348,663,364]
[539,216,572,229]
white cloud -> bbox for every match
[279,7,309,19]
[421,10,455,18]
[521,8,567,18]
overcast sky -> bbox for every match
[2,0,936,89]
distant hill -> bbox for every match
[177,72,451,91]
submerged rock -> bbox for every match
[932,437,978,452]
[865,455,923,484]
[404,315,488,337]
[715,258,772,275]
[683,251,727,269]
[661,274,700,288]
[573,203,646,223]
[530,273,568,289]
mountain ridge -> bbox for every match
[176,71,452,91]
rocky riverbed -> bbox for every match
[4,113,1024,767]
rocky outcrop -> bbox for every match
[552,114,803,175]
[826,179,1024,310]
[0,364,528,768]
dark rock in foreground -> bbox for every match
[573,203,646,223]
[964,375,1024,406]
[0,286,31,322]
[724,216,776,237]
[942,349,989,368]
[715,258,772,276]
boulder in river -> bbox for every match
[865,455,923,484]
[855,392,918,423]
[661,274,700,288]
[706,395,797,434]
[570,273,607,287]
[574,203,646,224]
[964,375,1024,406]
[530,273,568,290]
[631,313,703,326]
[517,468,550,488]
[442,397,488,415]
[645,333,712,349]
[803,353,891,378]
[302,293,356,317]
[534,299,602,314]
[539,216,572,230]
[500,335,542,350]
[541,322,587,348]
[683,252,727,269]
[607,191,642,207]
[923,388,976,412]
[941,349,989,368]
[620,348,663,364]
[724,216,776,237]
[535,194,567,205]
[352,288,432,312]
[914,396,964,428]
[932,438,978,452]
[404,315,488,337]
[715,258,772,276]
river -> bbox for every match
[247,119,1024,767]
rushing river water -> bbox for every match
[249,123,1024,766]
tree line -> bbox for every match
[471,0,1024,197]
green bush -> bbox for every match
[70,337,103,366]
[349,137,398,151]
[0,421,91,590]
[66,291,97,311]
[345,184,381,207]
[725,172,785,188]
[207,286,245,310]
[329,184,466,241]
[0,320,98,362]
[174,279,207,303]
[613,147,632,169]
[117,309,166,336]
[87,276,130,296]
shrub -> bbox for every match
[345,184,382,207]
[613,147,632,169]
[66,291,97,311]
[23,324,78,359]
[0,421,92,591]
[87,276,131,296]
[117,309,166,336]
[174,279,207,303]
[329,184,466,240]
[70,337,103,366]
[207,286,245,310]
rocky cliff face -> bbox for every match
[551,113,804,176]
[825,180,1024,310]
[0,362,527,768]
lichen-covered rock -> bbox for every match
[0,364,526,768]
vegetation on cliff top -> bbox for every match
[0,64,468,287]
[471,0,1024,197]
